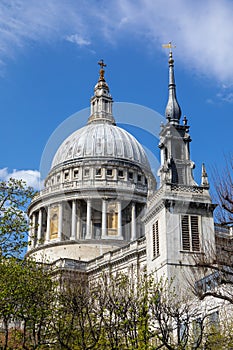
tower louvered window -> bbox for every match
[181,215,200,252]
[181,215,190,251]
[152,220,159,258]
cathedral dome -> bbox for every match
[27,61,156,264]
[51,122,151,171]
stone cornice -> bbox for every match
[32,237,147,275]
[143,200,165,224]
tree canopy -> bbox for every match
[0,178,35,257]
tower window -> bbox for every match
[181,215,200,252]
[118,170,124,178]
[107,169,112,176]
[57,174,60,183]
[137,174,142,182]
[175,144,182,159]
[171,163,185,184]
[152,220,159,258]
[164,147,168,161]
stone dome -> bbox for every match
[27,61,157,265]
[51,122,151,171]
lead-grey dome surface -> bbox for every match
[52,123,151,171]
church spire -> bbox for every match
[88,60,115,125]
[164,46,181,125]
[158,45,197,187]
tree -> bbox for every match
[0,178,35,257]
[52,272,103,350]
[214,157,233,228]
[148,278,207,350]
[97,273,151,350]
[202,311,233,350]
[50,272,209,350]
[0,257,55,350]
[188,158,233,305]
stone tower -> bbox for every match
[144,50,216,286]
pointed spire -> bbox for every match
[88,60,115,125]
[164,47,181,124]
[201,163,209,188]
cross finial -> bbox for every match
[98,59,106,81]
[162,41,176,54]
[98,59,107,69]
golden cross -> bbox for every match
[98,59,107,69]
[162,41,176,53]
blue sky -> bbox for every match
[0,0,232,191]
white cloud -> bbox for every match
[216,83,233,103]
[111,0,233,84]
[0,0,232,85]
[0,168,42,190]
[66,34,90,46]
[0,167,8,179]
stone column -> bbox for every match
[131,202,136,241]
[28,216,33,250]
[117,201,123,239]
[71,199,77,240]
[77,201,81,239]
[31,214,36,248]
[86,199,92,239]
[102,199,107,238]
[46,206,50,243]
[37,209,42,244]
[28,217,32,251]
[58,203,63,241]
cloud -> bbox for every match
[0,168,8,179]
[65,34,90,46]
[217,91,233,104]
[0,168,42,190]
[0,0,86,62]
[0,0,232,85]
[111,0,233,84]
[206,84,233,104]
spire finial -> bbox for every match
[98,59,106,81]
[163,42,181,125]
[162,41,176,54]
[201,163,209,188]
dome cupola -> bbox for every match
[88,59,115,125]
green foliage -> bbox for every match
[202,315,233,350]
[0,178,35,257]
[49,273,205,350]
[0,264,231,350]
[0,257,55,349]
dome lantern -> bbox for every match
[88,60,116,125]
